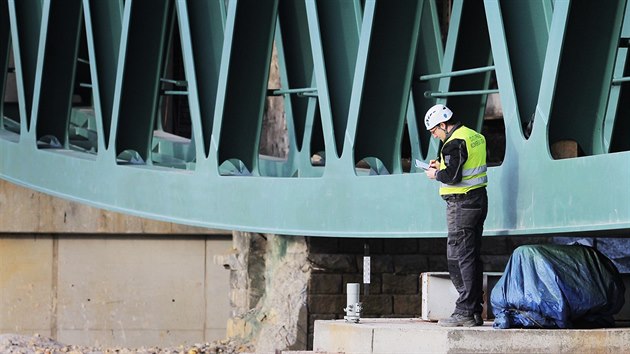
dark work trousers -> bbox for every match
[444,187,488,316]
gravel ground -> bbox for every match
[0,334,255,354]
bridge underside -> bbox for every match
[1,0,629,237]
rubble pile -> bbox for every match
[0,334,254,354]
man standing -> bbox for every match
[423,104,488,327]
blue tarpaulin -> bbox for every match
[491,244,625,329]
[554,237,630,273]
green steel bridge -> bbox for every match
[0,0,629,237]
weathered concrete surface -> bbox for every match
[0,235,232,347]
[0,179,227,234]
[314,319,630,353]
[0,237,55,337]
[224,233,310,352]
[0,164,235,348]
[0,179,311,350]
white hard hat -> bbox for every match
[424,104,453,130]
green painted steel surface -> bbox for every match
[1,0,630,237]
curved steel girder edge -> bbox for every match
[1,140,629,238]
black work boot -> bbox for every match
[473,313,484,326]
[437,313,476,327]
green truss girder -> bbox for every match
[1,0,630,237]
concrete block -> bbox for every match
[0,236,232,346]
[314,319,630,354]
[372,322,448,354]
[308,313,337,347]
[312,320,374,354]
[58,329,204,349]
[420,272,502,321]
[205,328,227,342]
[0,237,54,334]
[56,238,207,346]
[205,238,232,338]
[421,272,457,321]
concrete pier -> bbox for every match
[313,319,630,353]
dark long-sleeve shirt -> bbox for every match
[435,123,468,185]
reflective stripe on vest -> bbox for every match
[439,125,488,195]
[463,164,487,177]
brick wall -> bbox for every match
[305,236,551,347]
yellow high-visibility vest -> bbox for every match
[439,126,488,195]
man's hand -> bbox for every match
[425,168,438,179]
[429,159,440,170]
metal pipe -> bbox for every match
[419,65,495,81]
[160,78,188,87]
[271,87,317,95]
[424,89,499,98]
[344,283,361,323]
[161,90,189,96]
[612,77,630,85]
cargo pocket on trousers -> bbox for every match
[447,236,461,260]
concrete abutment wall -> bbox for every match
[0,234,232,347]
[0,180,234,347]
[1,179,556,351]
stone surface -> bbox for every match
[392,295,422,316]
[381,274,417,295]
[307,237,339,254]
[309,254,357,273]
[417,238,446,255]
[307,295,346,315]
[309,274,342,294]
[227,234,311,353]
[393,255,429,275]
[360,255,393,274]
[361,295,393,316]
